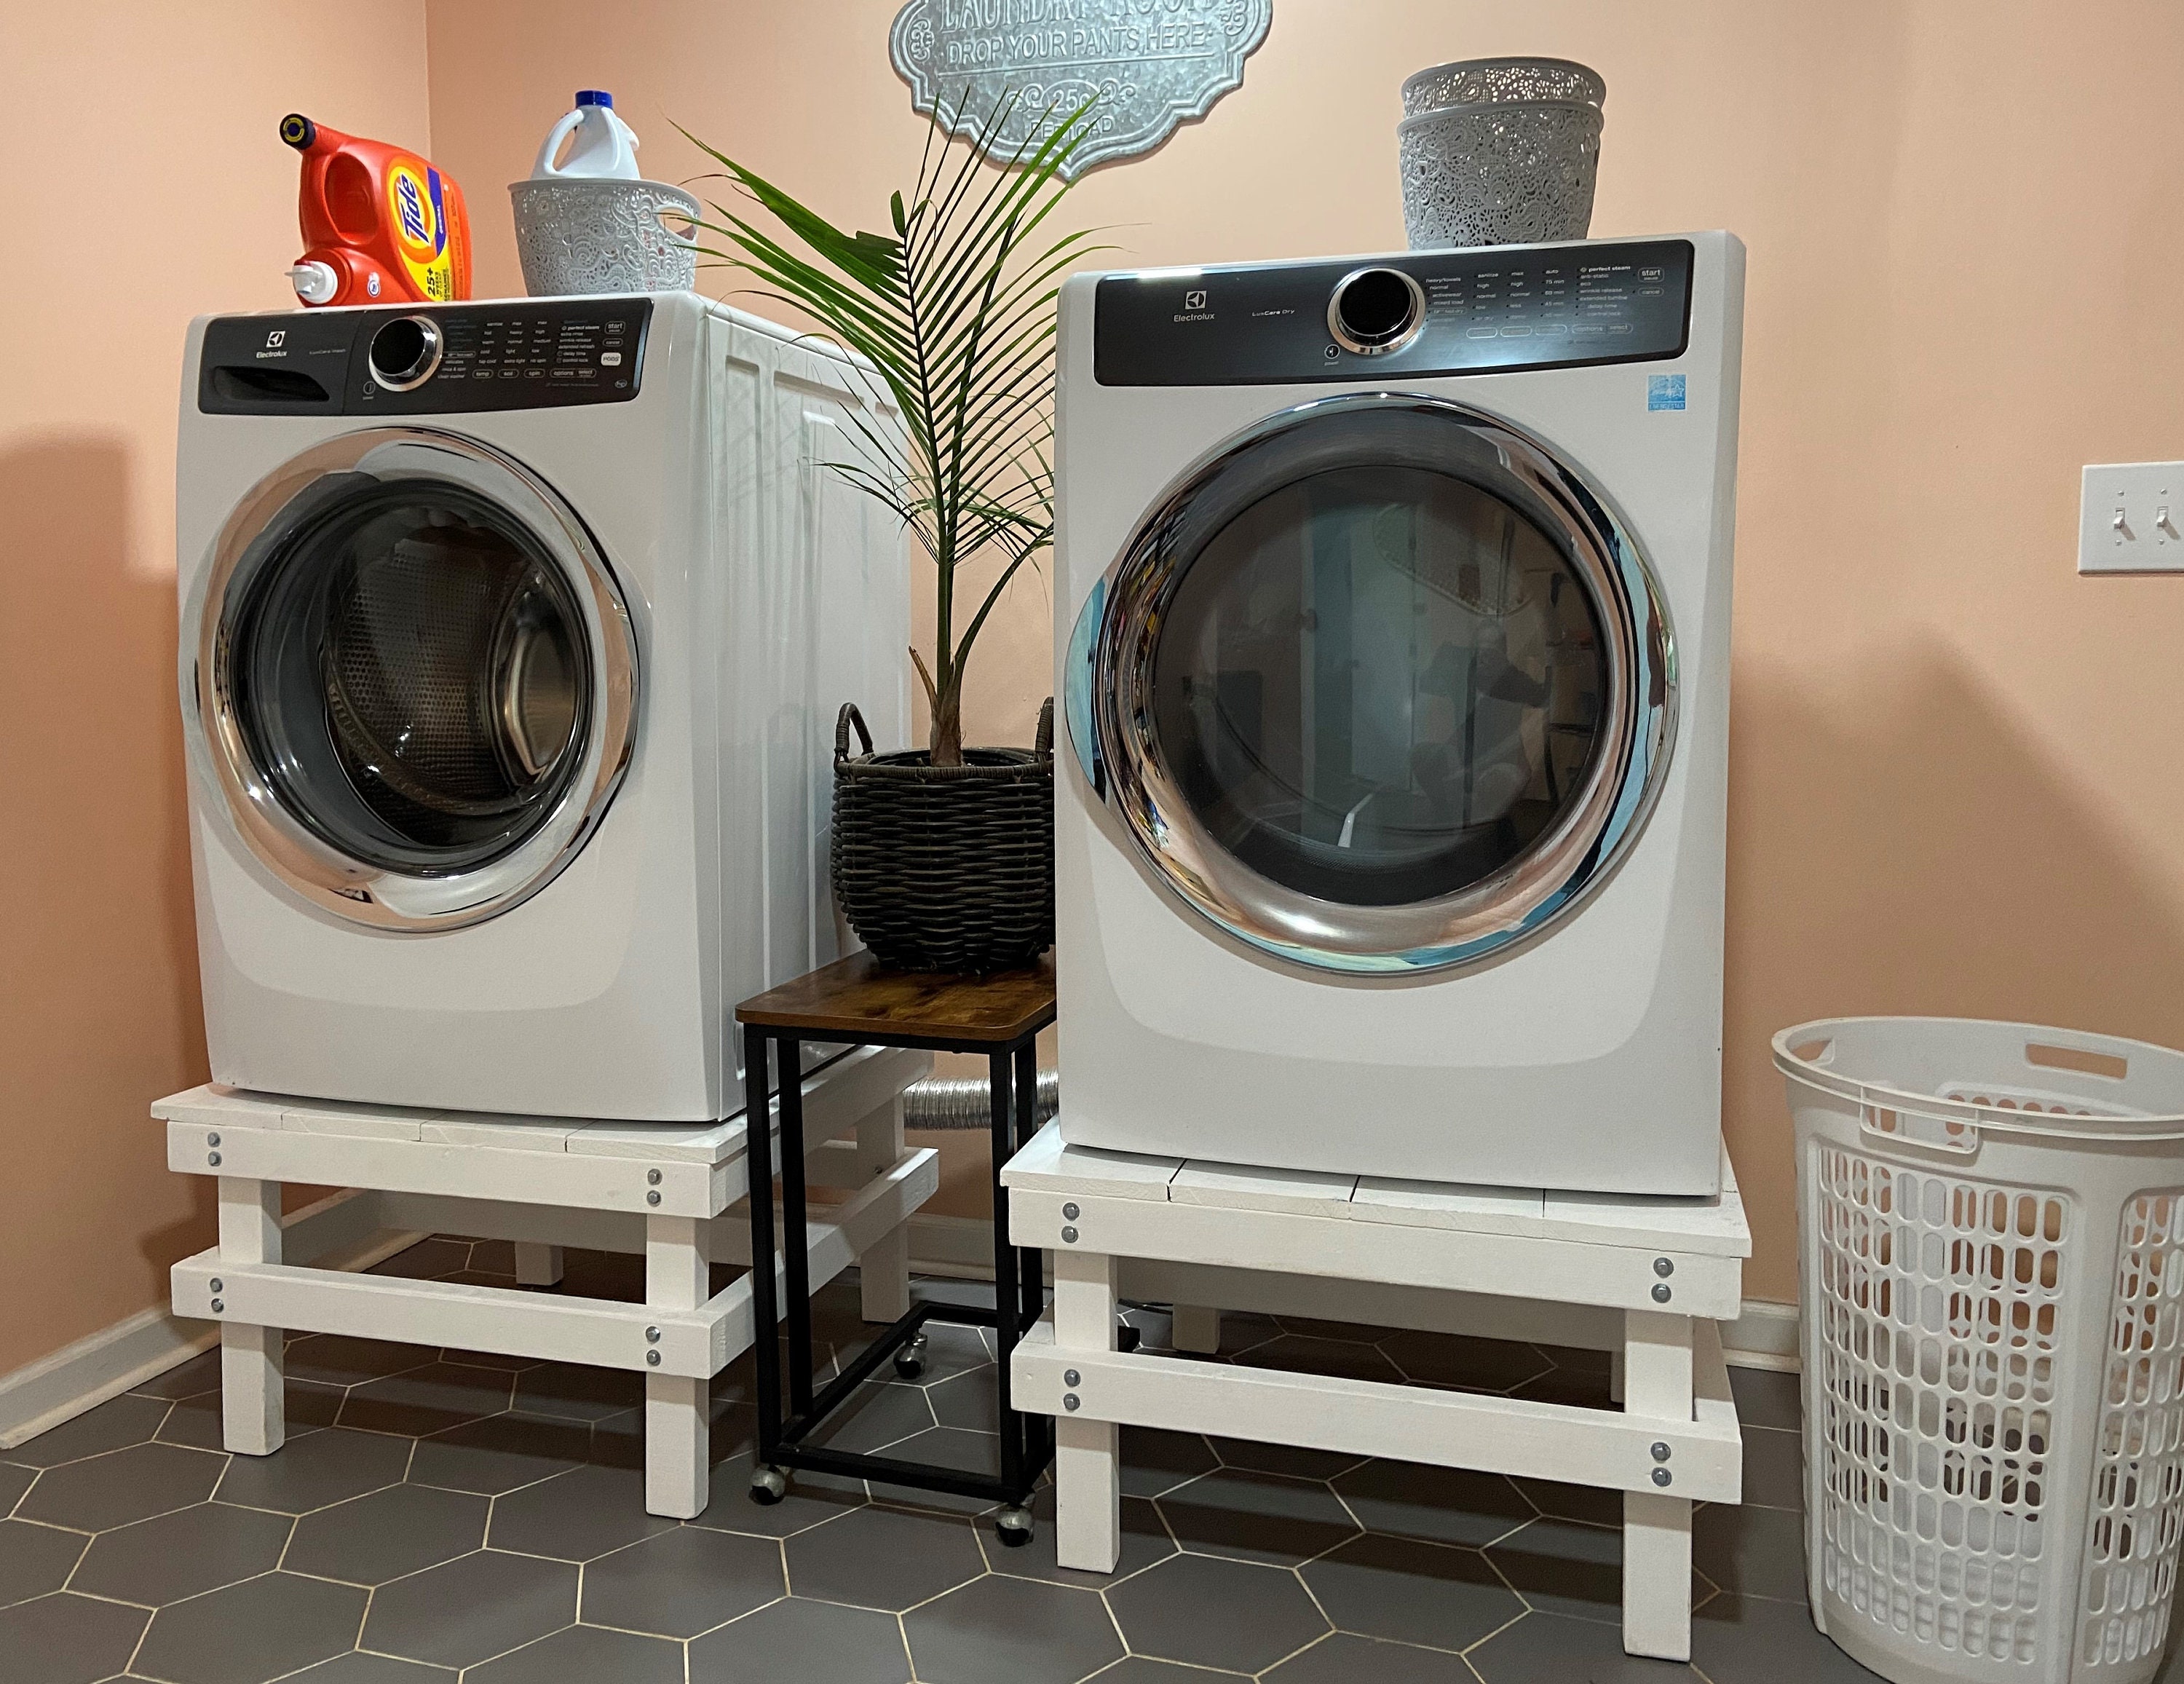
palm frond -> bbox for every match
[684,90,1104,759]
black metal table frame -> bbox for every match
[741,1020,1055,1537]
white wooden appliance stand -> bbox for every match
[157,1046,935,1519]
[1002,1121,1752,1662]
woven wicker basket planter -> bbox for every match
[831,699,1055,973]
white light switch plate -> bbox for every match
[2080,461,2184,573]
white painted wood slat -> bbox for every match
[1013,1319,1741,1502]
[1011,1188,1744,1319]
[1000,1121,1181,1201]
[1169,1161,1358,1218]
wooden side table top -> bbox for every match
[735,950,1056,1046]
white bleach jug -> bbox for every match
[531,90,641,181]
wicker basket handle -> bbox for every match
[1036,697,1053,756]
[836,702,874,764]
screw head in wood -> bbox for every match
[647,1169,662,1185]
[1653,1257,1674,1278]
[646,1327,661,1343]
[646,1351,661,1367]
[210,1278,223,1292]
[1064,1369,1080,1386]
[207,1134,221,1147]
[1650,1282,1672,1302]
[210,1299,223,1313]
[1063,1393,1080,1411]
[647,1191,662,1206]
[1652,1441,1671,1462]
[1062,1202,1080,1220]
[1060,1226,1078,1244]
[1651,1467,1672,1487]
[207,1152,221,1167]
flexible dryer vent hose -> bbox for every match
[901,1068,1059,1132]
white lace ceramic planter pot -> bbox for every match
[509,177,700,296]
[1397,57,1605,250]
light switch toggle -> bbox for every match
[2081,462,2184,573]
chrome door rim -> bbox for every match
[183,427,639,931]
[1069,392,1675,974]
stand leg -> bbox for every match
[644,1214,710,1519]
[744,1030,783,1468]
[779,1040,815,1416]
[1621,1308,1695,1661]
[1171,1305,1222,1355]
[218,1177,283,1455]
[855,1096,911,1324]
[513,1243,564,1287]
[1053,1248,1120,1572]
[990,1051,1025,1501]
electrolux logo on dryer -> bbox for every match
[1174,288,1213,324]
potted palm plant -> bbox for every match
[689,98,1099,973]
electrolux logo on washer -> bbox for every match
[1175,287,1213,324]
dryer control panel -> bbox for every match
[197,299,653,416]
[1093,240,1690,386]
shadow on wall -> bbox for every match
[0,440,211,1368]
[1724,634,2184,1300]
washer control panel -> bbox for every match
[198,299,652,415]
[1093,240,1691,386]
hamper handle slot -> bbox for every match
[2025,1041,2129,1082]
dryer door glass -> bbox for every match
[1154,463,1607,908]
[1091,395,1673,973]
[192,429,638,931]
[227,478,591,874]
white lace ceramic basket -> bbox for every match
[1397,55,1605,250]
[1777,1017,2184,1684]
[509,177,700,296]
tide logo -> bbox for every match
[389,164,436,256]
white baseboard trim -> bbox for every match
[1720,1297,1800,1372]
[0,1190,425,1450]
[903,1214,1803,1374]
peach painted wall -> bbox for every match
[0,3,433,1375]
[424,0,2184,1299]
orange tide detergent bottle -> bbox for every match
[280,114,472,307]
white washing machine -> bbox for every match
[178,292,908,1120]
[1055,234,1744,1195]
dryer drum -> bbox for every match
[1078,392,1675,975]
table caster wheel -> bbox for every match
[1117,1322,1142,1353]
[893,1331,930,1380]
[994,1506,1034,1548]
[748,1466,788,1505]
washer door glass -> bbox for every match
[1156,463,1607,909]
[1086,395,1673,973]
[191,429,638,930]
[230,478,590,874]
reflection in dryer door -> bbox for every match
[1152,462,1607,910]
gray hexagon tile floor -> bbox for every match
[0,1236,1926,1683]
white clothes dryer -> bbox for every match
[178,293,908,1120]
[1055,234,1744,1195]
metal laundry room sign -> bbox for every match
[889,0,1272,178]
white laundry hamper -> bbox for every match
[1777,1019,2184,1684]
